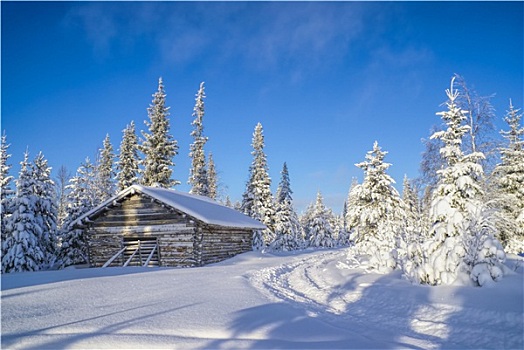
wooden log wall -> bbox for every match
[87,193,198,267]
[88,230,122,267]
[86,192,254,268]
[198,225,253,265]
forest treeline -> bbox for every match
[1,75,522,287]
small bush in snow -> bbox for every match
[462,207,506,286]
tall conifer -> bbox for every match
[308,191,336,248]
[58,158,97,267]
[2,151,45,272]
[1,132,14,259]
[346,141,405,272]
[189,82,209,196]
[492,101,524,253]
[96,134,115,201]
[275,162,292,205]
[139,78,179,187]
[408,78,505,286]
[117,121,140,191]
[272,163,303,251]
[207,152,218,200]
[32,152,58,268]
[241,123,275,246]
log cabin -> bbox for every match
[72,185,265,268]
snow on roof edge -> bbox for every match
[135,185,266,229]
[72,185,266,230]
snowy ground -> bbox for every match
[1,249,523,349]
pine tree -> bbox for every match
[207,152,218,200]
[189,82,209,196]
[139,77,179,188]
[1,132,15,260]
[58,158,97,267]
[233,200,242,211]
[300,202,315,246]
[272,198,303,251]
[117,121,140,191]
[241,123,275,246]
[275,162,292,205]
[55,165,71,228]
[271,163,303,251]
[0,132,14,203]
[408,78,504,286]
[327,210,347,246]
[32,152,58,268]
[402,175,424,236]
[307,191,336,248]
[96,134,115,202]
[224,195,233,208]
[344,177,359,232]
[399,175,426,269]
[336,217,351,247]
[2,151,45,272]
[492,101,524,254]
[346,141,405,272]
[341,201,348,231]
[347,142,405,242]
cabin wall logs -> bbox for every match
[86,193,253,267]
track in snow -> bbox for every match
[249,249,523,349]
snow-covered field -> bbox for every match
[2,249,523,349]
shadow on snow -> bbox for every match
[206,255,523,349]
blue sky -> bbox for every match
[2,1,523,213]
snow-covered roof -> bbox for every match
[73,185,266,230]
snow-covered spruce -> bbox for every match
[406,77,506,286]
[241,123,275,247]
[55,166,71,229]
[2,151,46,272]
[307,191,336,248]
[270,198,304,251]
[117,121,140,192]
[336,224,351,247]
[139,77,179,188]
[341,177,358,233]
[96,134,116,202]
[345,141,405,273]
[270,163,304,251]
[207,152,218,200]
[188,82,209,197]
[328,209,350,247]
[398,175,427,273]
[1,132,15,260]
[57,158,98,268]
[31,152,59,269]
[492,101,524,254]
[299,202,314,246]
